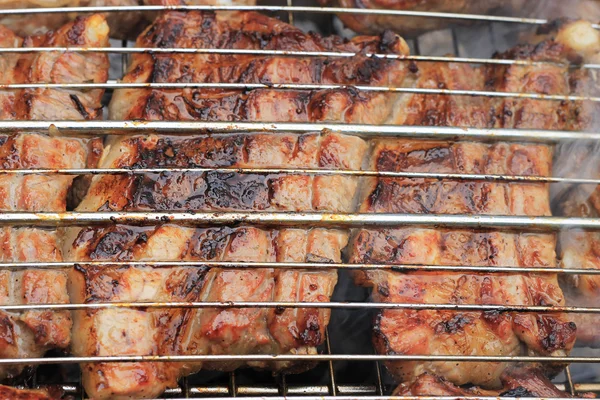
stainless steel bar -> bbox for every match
[1,302,598,313]
[565,367,576,396]
[326,328,337,397]
[118,397,587,400]
[1,81,597,102]
[0,5,559,27]
[56,383,600,397]
[1,212,600,231]
[3,167,600,186]
[1,260,596,275]
[0,121,596,143]
[0,354,595,365]
[0,47,566,67]
[375,362,384,396]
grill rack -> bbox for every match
[1,3,600,399]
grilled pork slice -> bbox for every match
[109,11,408,123]
[0,15,108,381]
[65,131,365,399]
[66,12,402,398]
[65,225,346,399]
[0,14,109,120]
[395,368,592,398]
[317,0,600,37]
[0,0,255,39]
[347,24,588,387]
[550,21,600,348]
[349,142,575,388]
[0,384,64,400]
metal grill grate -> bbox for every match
[1,3,600,399]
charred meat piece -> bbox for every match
[318,0,600,37]
[0,385,65,400]
[0,15,108,380]
[0,14,109,120]
[60,10,407,399]
[66,131,365,399]
[549,21,600,348]
[347,23,597,389]
[396,368,594,398]
[0,0,255,40]
[65,225,346,399]
[109,11,408,123]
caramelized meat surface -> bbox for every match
[347,22,595,389]
[109,11,408,123]
[317,0,600,37]
[0,14,108,120]
[61,11,403,399]
[0,385,63,400]
[65,225,345,399]
[0,15,108,380]
[0,0,255,39]
[396,368,590,398]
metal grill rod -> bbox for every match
[0,47,564,66]
[1,212,599,230]
[3,167,600,186]
[1,301,598,313]
[3,81,599,103]
[0,47,579,70]
[0,5,591,28]
[1,261,598,275]
[0,121,598,143]
[129,397,583,400]
[50,383,600,397]
[0,354,596,365]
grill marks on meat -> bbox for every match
[79,132,366,213]
[0,16,108,380]
[108,11,409,123]
[0,14,108,120]
[65,225,346,399]
[348,28,588,388]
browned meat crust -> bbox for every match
[346,22,597,389]
[0,0,256,40]
[395,368,593,398]
[0,15,108,121]
[0,385,63,400]
[0,15,108,381]
[61,10,404,400]
[65,225,345,399]
[317,0,600,37]
[109,11,409,123]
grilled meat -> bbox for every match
[0,0,255,39]
[0,14,109,120]
[396,368,593,398]
[318,0,600,37]
[346,22,600,389]
[108,11,408,122]
[65,225,346,399]
[544,20,600,348]
[0,385,64,400]
[62,11,405,399]
[0,15,108,380]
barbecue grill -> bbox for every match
[0,2,600,399]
